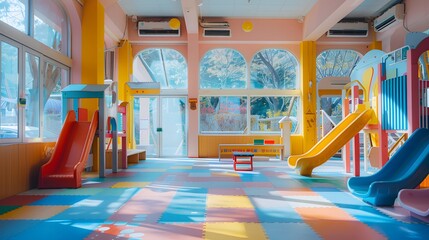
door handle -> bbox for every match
[156,127,162,132]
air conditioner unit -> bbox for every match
[327,22,368,37]
[373,4,404,32]
[203,28,231,37]
[200,21,229,28]
[138,21,180,37]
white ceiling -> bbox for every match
[118,0,401,20]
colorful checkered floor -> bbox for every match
[1,158,428,239]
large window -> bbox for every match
[200,96,247,133]
[134,48,187,89]
[200,48,247,89]
[200,48,300,134]
[316,49,361,120]
[0,0,69,55]
[0,0,70,143]
[250,49,297,90]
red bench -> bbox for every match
[233,152,254,171]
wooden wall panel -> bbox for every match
[0,142,55,200]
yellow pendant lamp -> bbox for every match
[242,21,253,32]
[169,18,180,30]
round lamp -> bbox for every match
[169,18,180,30]
[242,21,253,32]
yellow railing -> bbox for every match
[388,133,408,156]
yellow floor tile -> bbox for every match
[0,206,68,220]
[111,182,149,188]
[204,223,267,240]
[207,195,253,208]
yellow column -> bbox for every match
[300,41,317,152]
[81,0,104,116]
[118,40,134,149]
[368,41,382,50]
[81,0,104,172]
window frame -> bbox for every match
[199,47,301,135]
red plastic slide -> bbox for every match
[38,110,98,188]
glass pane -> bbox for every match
[25,52,40,138]
[250,49,298,90]
[0,41,19,139]
[134,97,158,156]
[200,96,247,133]
[316,49,361,120]
[43,62,66,139]
[316,49,360,82]
[133,48,187,89]
[161,97,187,156]
[250,96,299,133]
[0,0,27,33]
[418,50,429,81]
[200,49,247,89]
[33,0,68,55]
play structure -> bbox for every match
[39,83,123,188]
[348,128,429,206]
[347,33,429,206]
[287,32,429,209]
[38,109,98,188]
[288,104,374,176]
[398,188,429,217]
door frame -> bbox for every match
[134,94,188,157]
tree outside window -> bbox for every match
[316,49,361,118]
[200,48,247,89]
[199,48,300,134]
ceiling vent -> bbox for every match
[373,4,404,32]
[203,28,231,37]
[138,21,180,37]
[327,22,368,37]
[200,21,229,28]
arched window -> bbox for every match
[199,48,300,134]
[133,48,187,89]
[316,49,360,82]
[200,48,247,89]
[0,0,69,55]
[250,48,298,90]
[316,49,361,124]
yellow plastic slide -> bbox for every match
[288,105,374,176]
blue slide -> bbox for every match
[348,128,429,206]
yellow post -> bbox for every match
[368,41,382,51]
[81,0,104,116]
[81,0,104,172]
[118,40,134,149]
[300,41,317,152]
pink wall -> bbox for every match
[199,18,303,43]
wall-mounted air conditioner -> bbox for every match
[203,28,231,37]
[327,22,368,37]
[373,4,404,32]
[138,21,180,37]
